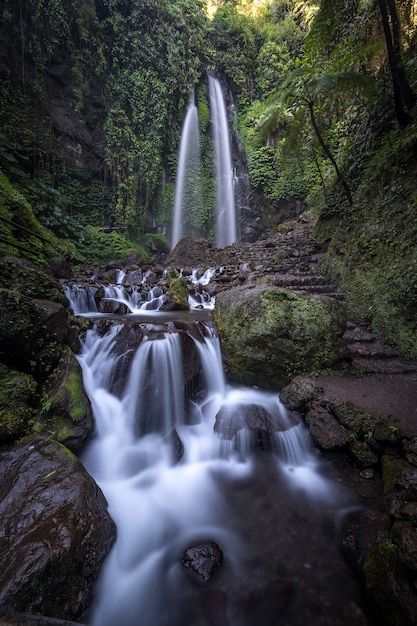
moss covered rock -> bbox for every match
[162,268,189,310]
[0,364,37,444]
[214,284,348,388]
[0,288,68,378]
[34,346,93,452]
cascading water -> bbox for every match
[171,97,203,250]
[208,74,237,248]
[69,278,369,626]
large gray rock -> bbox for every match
[214,284,348,388]
[0,437,115,620]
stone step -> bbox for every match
[347,341,400,359]
[352,357,417,374]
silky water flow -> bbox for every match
[66,281,370,626]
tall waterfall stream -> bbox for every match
[65,277,370,626]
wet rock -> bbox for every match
[122,251,143,268]
[49,258,73,280]
[123,269,143,285]
[164,428,184,464]
[393,521,417,571]
[179,329,203,394]
[280,376,320,412]
[0,608,86,625]
[305,406,350,450]
[182,541,223,583]
[34,346,94,452]
[0,437,116,620]
[214,403,298,439]
[214,284,348,389]
[342,508,390,570]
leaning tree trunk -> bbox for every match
[307,100,353,206]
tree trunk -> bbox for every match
[377,0,415,127]
[386,0,416,110]
[307,100,353,206]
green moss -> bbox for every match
[34,347,93,449]
[332,403,375,436]
[0,364,37,444]
[167,271,189,310]
[0,171,58,265]
[215,285,348,388]
[66,370,89,423]
[363,540,409,626]
[381,455,406,497]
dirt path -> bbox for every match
[313,372,417,438]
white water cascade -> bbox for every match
[208,74,237,248]
[171,98,203,249]
[68,280,368,626]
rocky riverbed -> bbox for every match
[1,212,417,625]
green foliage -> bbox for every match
[207,4,260,108]
[316,119,417,359]
[0,171,55,263]
[75,226,148,267]
[0,364,37,444]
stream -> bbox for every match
[64,277,371,626]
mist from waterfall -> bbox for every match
[208,74,237,248]
[171,98,203,249]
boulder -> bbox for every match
[0,289,79,378]
[214,284,348,388]
[214,403,298,439]
[305,405,351,450]
[0,437,115,620]
[166,237,213,269]
[182,541,223,583]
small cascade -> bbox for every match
[208,74,237,248]
[63,284,97,315]
[64,283,166,315]
[171,97,203,249]
[188,267,216,310]
[123,332,185,436]
[68,278,366,626]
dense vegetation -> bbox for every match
[0,0,416,356]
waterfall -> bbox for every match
[171,98,203,249]
[69,280,364,626]
[208,75,237,248]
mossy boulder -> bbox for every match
[0,257,66,303]
[162,268,189,310]
[34,346,93,452]
[0,364,37,444]
[214,284,348,388]
[0,288,78,380]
